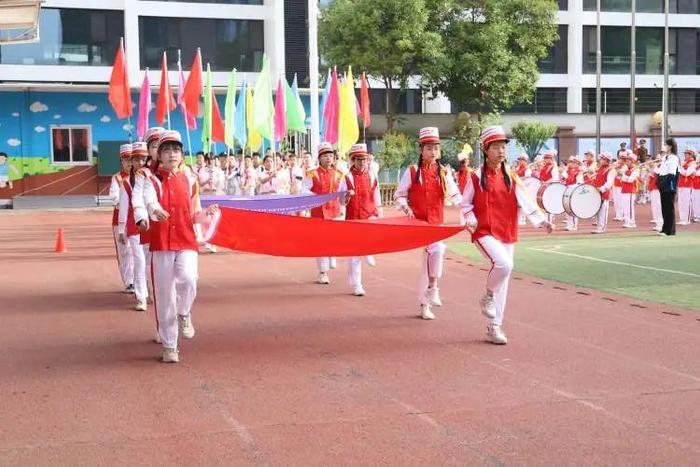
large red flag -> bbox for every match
[108,39,132,119]
[182,50,203,121]
[360,72,371,129]
[211,90,226,143]
[156,52,176,125]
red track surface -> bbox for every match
[1,209,699,465]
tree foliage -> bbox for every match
[510,120,558,160]
[376,132,415,169]
[423,0,559,115]
[318,0,444,132]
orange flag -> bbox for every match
[156,52,176,125]
[360,72,371,129]
[182,49,203,121]
[108,39,133,119]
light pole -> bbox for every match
[630,0,636,147]
[595,0,602,155]
[308,0,320,157]
[662,0,670,144]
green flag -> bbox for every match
[252,55,274,140]
[285,75,306,132]
[224,68,237,148]
[201,63,212,153]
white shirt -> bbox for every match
[659,154,680,176]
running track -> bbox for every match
[1,209,699,465]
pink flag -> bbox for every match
[136,71,151,140]
[178,65,197,130]
[273,76,287,143]
[322,69,340,145]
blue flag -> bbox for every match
[234,80,247,149]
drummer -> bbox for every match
[514,154,532,225]
[564,155,584,231]
[538,150,560,223]
[618,151,639,229]
[591,152,616,234]
[582,150,597,184]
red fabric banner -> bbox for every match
[203,208,464,257]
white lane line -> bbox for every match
[528,247,700,279]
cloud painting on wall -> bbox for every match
[77,103,97,113]
[100,115,111,123]
[12,112,19,117]
[122,124,134,131]
[30,102,49,113]
[34,126,46,133]
[54,114,61,119]
[7,138,21,147]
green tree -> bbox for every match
[510,120,557,160]
[377,132,415,169]
[319,0,444,132]
[451,111,502,166]
[424,0,558,117]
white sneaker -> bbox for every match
[316,272,330,284]
[329,257,337,269]
[486,325,508,345]
[352,285,366,296]
[677,221,689,226]
[366,256,376,267]
[479,294,496,319]
[134,301,147,312]
[425,287,442,307]
[206,244,218,253]
[161,347,179,363]
[123,284,135,294]
[146,296,153,305]
[153,330,162,344]
[178,314,195,339]
[622,223,636,228]
[591,229,605,234]
[420,304,435,320]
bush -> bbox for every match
[377,132,416,169]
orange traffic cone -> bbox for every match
[55,228,67,253]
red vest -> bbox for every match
[515,165,528,178]
[344,169,378,220]
[308,166,342,219]
[148,170,199,252]
[621,169,637,194]
[593,166,613,201]
[679,160,694,188]
[470,168,519,244]
[693,170,700,189]
[457,167,471,194]
[648,172,658,191]
[565,168,580,186]
[539,163,554,182]
[112,171,127,226]
[121,179,139,237]
[407,164,445,225]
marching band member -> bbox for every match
[564,155,584,231]
[118,142,150,311]
[677,147,697,225]
[693,154,700,223]
[514,153,531,179]
[461,126,553,344]
[582,149,597,184]
[339,144,382,297]
[538,150,559,224]
[457,152,474,193]
[612,156,626,221]
[648,154,663,230]
[134,130,217,363]
[110,145,134,294]
[394,127,462,320]
[304,142,344,285]
[618,151,639,228]
[591,152,616,234]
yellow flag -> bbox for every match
[337,67,359,155]
[246,86,262,152]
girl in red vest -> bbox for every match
[461,126,553,345]
[617,153,639,228]
[118,142,150,311]
[692,151,700,222]
[677,147,697,225]
[135,130,217,363]
[394,127,462,320]
[591,152,616,234]
[339,144,382,297]
[648,154,663,230]
[564,156,584,231]
[303,142,344,285]
[110,145,134,294]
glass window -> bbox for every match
[539,25,568,74]
[139,17,264,71]
[671,89,700,113]
[506,88,568,113]
[366,89,422,114]
[583,0,698,12]
[51,127,91,164]
[0,9,124,66]
[558,0,568,9]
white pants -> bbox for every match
[650,190,662,226]
[474,236,514,326]
[613,186,623,219]
[678,187,692,223]
[596,200,610,232]
[348,257,363,288]
[566,214,578,230]
[152,250,198,350]
[620,193,636,226]
[113,226,133,288]
[128,235,148,302]
[419,241,445,305]
[143,243,153,299]
[692,189,700,221]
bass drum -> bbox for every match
[536,182,566,215]
[563,183,602,219]
[521,177,542,201]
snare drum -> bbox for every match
[536,182,566,215]
[522,177,541,200]
[562,183,602,219]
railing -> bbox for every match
[379,183,397,207]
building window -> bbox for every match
[505,88,568,113]
[0,9,123,66]
[582,88,662,113]
[671,89,700,113]
[583,0,698,12]
[139,17,264,71]
[51,126,91,164]
[366,89,422,114]
[539,25,568,74]
[558,0,568,10]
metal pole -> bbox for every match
[662,0,669,144]
[595,0,602,155]
[630,0,636,148]
[308,0,320,157]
